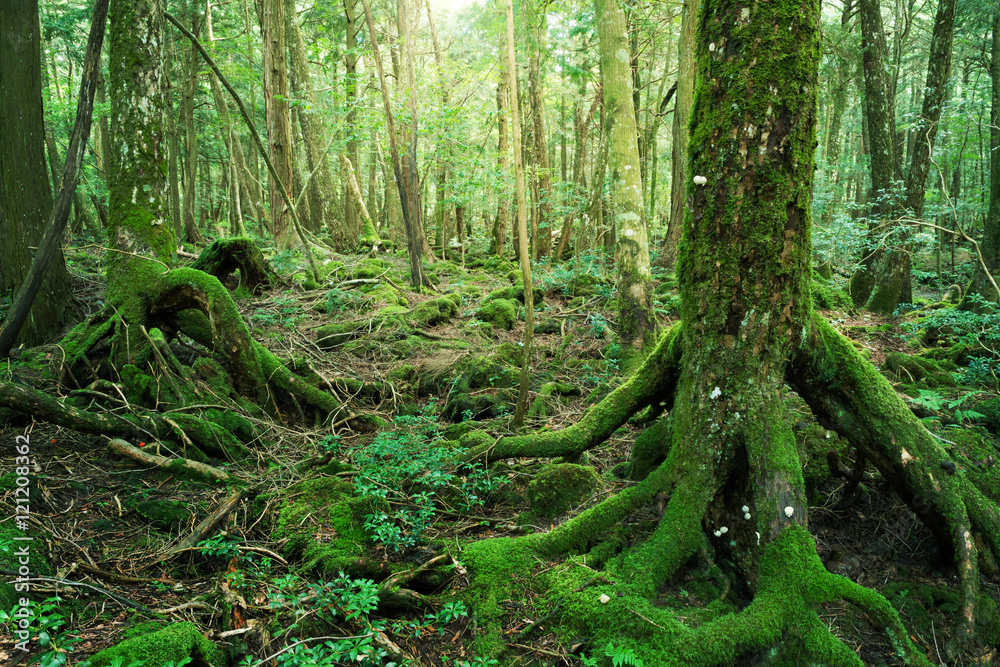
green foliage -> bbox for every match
[911,389,986,423]
[0,597,79,667]
[196,532,241,560]
[342,409,500,550]
[604,642,645,667]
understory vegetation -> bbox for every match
[2,237,999,666]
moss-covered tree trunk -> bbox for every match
[463,0,998,662]
[963,11,1000,308]
[595,0,657,363]
[0,0,73,347]
[849,0,910,314]
[343,0,362,247]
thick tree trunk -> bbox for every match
[962,12,1000,307]
[596,0,656,362]
[0,0,74,348]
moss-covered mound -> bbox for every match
[272,476,375,576]
[81,621,222,667]
[475,298,517,331]
[882,352,957,387]
[526,463,601,519]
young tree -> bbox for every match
[0,0,73,347]
[260,0,295,246]
[462,0,997,661]
[595,0,656,362]
[526,0,553,259]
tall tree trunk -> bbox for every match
[0,0,73,347]
[527,0,552,259]
[425,0,452,260]
[902,0,957,219]
[962,12,1000,307]
[181,0,204,244]
[261,0,295,246]
[661,0,699,268]
[849,0,908,314]
[107,0,175,302]
[554,83,597,261]
[363,0,423,287]
[343,0,361,246]
[504,0,533,427]
[490,55,511,257]
[596,0,656,362]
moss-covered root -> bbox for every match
[464,324,683,464]
[554,527,931,666]
[189,236,278,293]
[790,313,1000,657]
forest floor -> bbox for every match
[1,240,999,667]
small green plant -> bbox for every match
[604,642,644,667]
[197,533,241,560]
[0,597,79,667]
[425,600,468,633]
[453,658,500,667]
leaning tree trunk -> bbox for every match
[596,0,656,364]
[460,0,997,662]
[0,0,73,347]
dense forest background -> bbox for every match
[2,0,1000,665]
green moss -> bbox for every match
[881,352,957,387]
[272,476,372,574]
[526,464,602,519]
[810,276,852,311]
[486,284,545,306]
[409,295,461,328]
[462,537,538,657]
[134,499,190,532]
[475,298,517,330]
[82,621,221,667]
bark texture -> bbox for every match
[0,0,73,347]
[596,0,656,361]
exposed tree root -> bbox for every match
[108,438,230,482]
[463,324,683,463]
[2,243,350,454]
[461,314,998,664]
[190,237,279,293]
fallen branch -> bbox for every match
[169,490,245,555]
[108,438,229,482]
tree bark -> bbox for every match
[260,0,295,246]
[596,0,657,362]
[0,0,74,348]
[526,0,552,260]
[181,0,204,244]
[343,0,361,246]
[850,0,910,314]
[490,54,511,258]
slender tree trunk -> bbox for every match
[555,84,598,261]
[343,0,360,246]
[491,55,511,258]
[0,0,73,347]
[850,0,908,314]
[597,0,657,362]
[181,0,204,244]
[527,0,552,259]
[661,0,699,268]
[164,41,184,238]
[261,0,295,246]
[902,0,957,219]
[505,0,534,427]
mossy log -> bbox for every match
[108,438,229,482]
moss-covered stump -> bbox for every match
[410,294,462,328]
[433,354,521,421]
[526,464,601,519]
[190,237,278,294]
[882,352,958,387]
[82,621,223,667]
[475,298,517,331]
[272,476,384,577]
